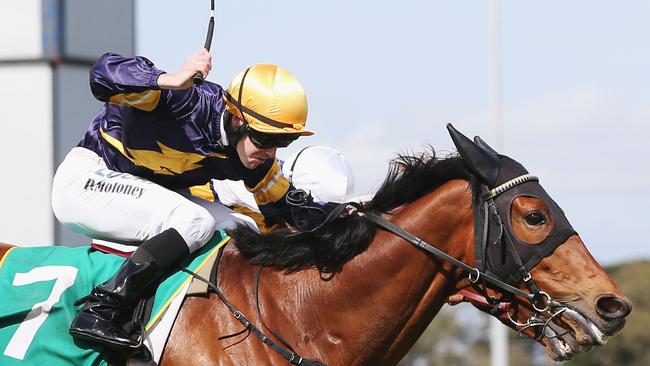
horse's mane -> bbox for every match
[232,147,471,273]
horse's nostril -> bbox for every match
[595,295,631,320]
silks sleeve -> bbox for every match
[90,53,166,111]
[243,158,294,228]
[187,180,283,233]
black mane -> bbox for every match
[232,147,471,273]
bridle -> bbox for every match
[366,174,555,305]
[361,172,572,339]
[183,173,571,364]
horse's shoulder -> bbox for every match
[221,237,250,263]
[212,238,264,287]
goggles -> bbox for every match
[247,126,300,149]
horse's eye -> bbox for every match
[525,212,547,226]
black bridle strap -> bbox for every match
[255,265,299,353]
[363,212,537,303]
[484,197,543,301]
[481,200,490,263]
[179,264,324,365]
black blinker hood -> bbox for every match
[447,124,577,285]
[471,157,576,284]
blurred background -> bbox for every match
[0,1,648,365]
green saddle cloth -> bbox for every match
[0,231,228,366]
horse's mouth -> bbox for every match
[540,306,620,361]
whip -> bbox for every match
[192,0,216,85]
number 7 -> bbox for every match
[3,266,78,360]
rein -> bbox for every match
[362,211,560,312]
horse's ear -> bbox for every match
[446,123,501,187]
[473,135,499,155]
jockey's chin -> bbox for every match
[236,136,277,169]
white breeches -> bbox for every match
[51,147,257,253]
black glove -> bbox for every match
[286,189,330,232]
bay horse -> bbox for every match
[159,125,630,365]
[0,125,631,365]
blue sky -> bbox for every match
[137,0,649,265]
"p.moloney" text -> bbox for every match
[84,178,145,198]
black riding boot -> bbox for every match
[70,228,189,349]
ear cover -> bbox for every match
[447,123,501,188]
[473,135,498,155]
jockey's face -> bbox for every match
[231,116,277,169]
[230,116,296,169]
[236,135,277,169]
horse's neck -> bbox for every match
[361,180,474,364]
[287,180,474,365]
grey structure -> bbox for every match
[0,0,135,247]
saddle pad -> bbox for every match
[0,231,228,365]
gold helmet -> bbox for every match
[224,64,312,136]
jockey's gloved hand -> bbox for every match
[286,189,338,232]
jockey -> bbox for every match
[51,49,311,350]
[212,145,355,232]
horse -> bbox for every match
[0,125,631,365]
